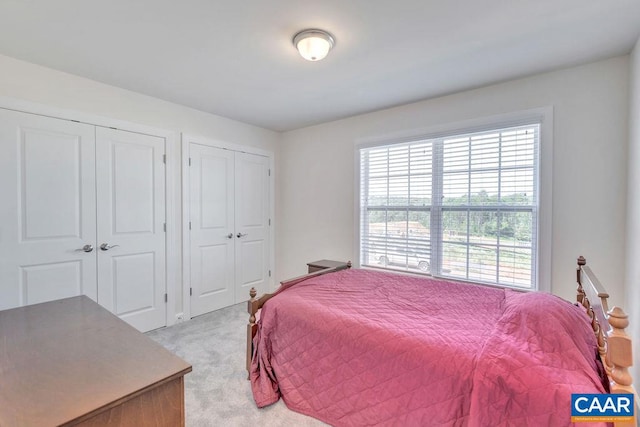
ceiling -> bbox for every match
[0,1,639,132]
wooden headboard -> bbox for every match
[576,256,637,426]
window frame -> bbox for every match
[354,108,553,292]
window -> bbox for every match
[359,122,540,290]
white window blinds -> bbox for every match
[359,123,540,289]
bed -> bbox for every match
[246,257,636,426]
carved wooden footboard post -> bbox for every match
[247,287,258,380]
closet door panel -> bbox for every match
[96,127,166,332]
[234,152,269,301]
[0,109,97,310]
[189,143,235,317]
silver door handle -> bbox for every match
[237,233,248,238]
[77,244,93,253]
[226,233,233,239]
[100,243,120,251]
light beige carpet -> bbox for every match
[146,303,327,427]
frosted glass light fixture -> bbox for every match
[293,29,335,61]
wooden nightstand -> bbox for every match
[307,259,349,274]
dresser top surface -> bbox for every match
[0,296,192,426]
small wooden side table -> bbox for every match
[307,259,349,274]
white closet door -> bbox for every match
[95,127,167,332]
[0,109,97,310]
[189,143,235,317]
[234,152,270,301]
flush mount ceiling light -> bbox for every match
[293,29,335,61]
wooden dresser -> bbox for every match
[0,296,192,426]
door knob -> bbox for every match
[237,233,248,238]
[226,233,233,239]
[100,243,120,251]
[77,244,93,253]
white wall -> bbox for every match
[625,38,639,392]
[279,56,629,307]
[0,54,280,318]
[0,54,279,151]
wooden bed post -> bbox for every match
[606,307,634,394]
[576,256,637,426]
[247,288,258,379]
[607,307,637,427]
[246,287,258,379]
[576,256,586,305]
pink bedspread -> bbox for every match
[250,269,606,426]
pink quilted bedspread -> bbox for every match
[250,269,607,426]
